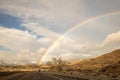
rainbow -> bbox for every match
[39,11,120,64]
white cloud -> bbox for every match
[0,0,91,33]
[16,48,47,64]
[44,31,120,62]
[0,0,120,64]
[0,0,85,21]
[0,48,48,65]
[1,26,119,64]
[0,26,61,64]
[0,26,37,52]
[0,26,56,51]
[81,31,120,56]
[21,22,60,38]
[0,51,15,65]
[43,36,91,61]
[100,31,120,51]
[102,31,120,46]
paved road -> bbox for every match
[0,72,88,80]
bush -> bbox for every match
[100,68,107,72]
[110,74,118,78]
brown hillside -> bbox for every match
[74,49,120,70]
[100,62,120,73]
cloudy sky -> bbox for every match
[0,0,120,64]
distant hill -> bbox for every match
[0,64,41,72]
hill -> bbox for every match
[73,49,120,70]
[66,49,120,78]
[0,64,41,72]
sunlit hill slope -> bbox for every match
[73,49,120,70]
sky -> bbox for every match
[0,0,120,65]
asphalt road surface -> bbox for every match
[0,72,88,80]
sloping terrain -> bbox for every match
[74,49,120,70]
[67,49,120,78]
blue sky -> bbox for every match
[0,0,120,64]
[0,45,10,51]
[0,13,22,29]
